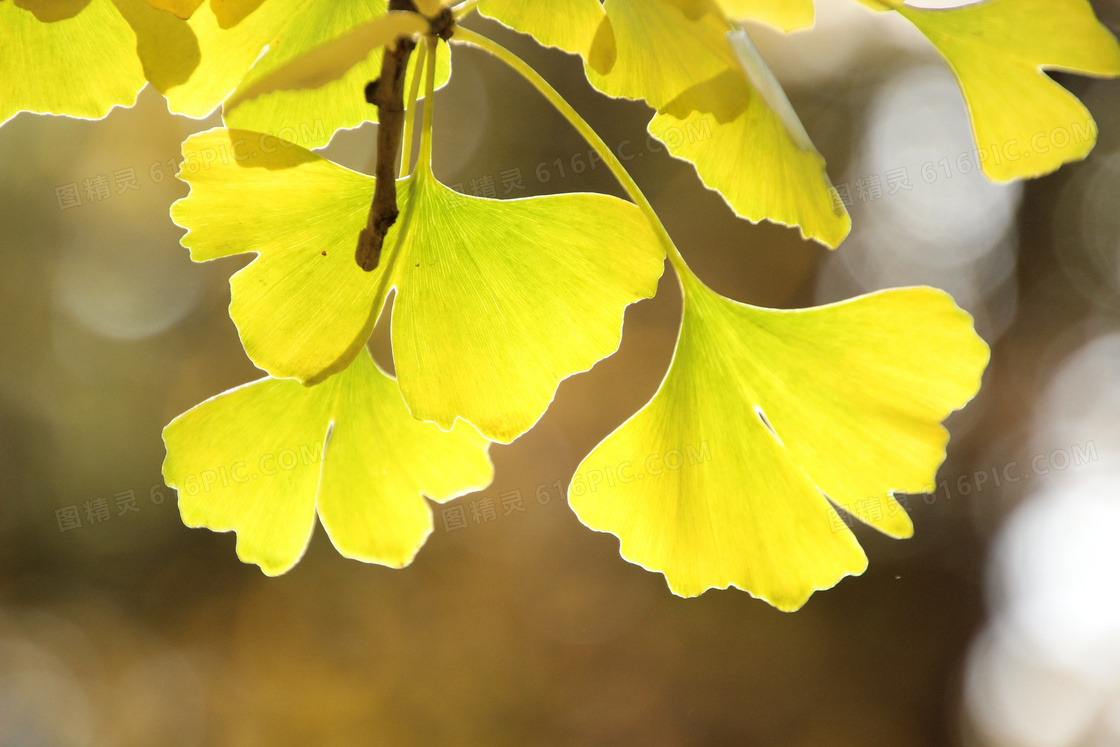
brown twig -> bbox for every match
[356,0,419,272]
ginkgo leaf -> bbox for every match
[114,0,307,119]
[387,166,665,443]
[0,0,147,125]
[717,0,814,31]
[569,275,989,610]
[222,11,429,109]
[162,348,493,575]
[171,128,665,443]
[171,129,386,384]
[478,0,616,70]
[584,0,849,247]
[586,0,729,111]
[144,0,204,19]
[114,0,450,140]
[4,0,451,136]
[222,0,451,147]
[858,0,1120,181]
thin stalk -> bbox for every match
[451,0,481,20]
[449,27,692,277]
[418,35,439,172]
[400,41,429,178]
[366,36,439,316]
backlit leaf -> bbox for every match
[171,128,665,443]
[113,0,450,141]
[585,0,849,247]
[0,0,146,125]
[144,0,203,19]
[222,11,429,110]
[569,276,988,610]
[478,0,616,69]
[162,348,493,575]
[717,0,814,31]
[388,166,665,443]
[857,0,1120,180]
[223,0,451,147]
[114,0,306,119]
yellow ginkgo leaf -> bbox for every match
[648,33,846,248]
[114,0,449,141]
[171,128,665,443]
[569,275,988,610]
[585,0,849,247]
[223,0,451,147]
[388,165,664,443]
[0,0,147,125]
[144,0,204,19]
[478,0,616,70]
[114,0,307,119]
[222,11,429,109]
[586,0,729,111]
[162,347,493,575]
[858,0,1120,181]
[717,0,814,31]
[171,128,386,385]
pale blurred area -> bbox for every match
[1,1,1119,744]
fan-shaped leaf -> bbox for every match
[223,2,452,147]
[858,0,1120,180]
[479,0,616,69]
[0,0,146,125]
[569,277,988,610]
[585,0,849,246]
[172,128,665,443]
[162,348,493,574]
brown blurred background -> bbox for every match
[2,1,1120,744]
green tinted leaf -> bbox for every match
[171,128,384,386]
[162,348,493,575]
[222,11,429,110]
[569,277,988,610]
[858,0,1120,180]
[118,0,450,140]
[585,0,849,246]
[114,0,306,119]
[223,0,451,148]
[172,129,665,443]
[389,163,665,443]
[0,0,146,125]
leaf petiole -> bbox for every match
[369,35,438,314]
[450,0,482,21]
[418,35,439,173]
[448,28,697,286]
[399,41,429,179]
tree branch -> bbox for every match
[356,0,419,272]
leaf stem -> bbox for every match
[399,41,428,178]
[448,27,693,278]
[451,0,481,20]
[418,35,439,172]
[368,36,439,318]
